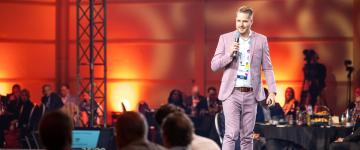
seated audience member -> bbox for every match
[6,84,23,121]
[282,87,299,115]
[138,101,151,115]
[3,84,23,129]
[207,87,221,115]
[168,89,186,109]
[115,111,165,150]
[269,102,285,121]
[41,84,63,113]
[59,84,80,127]
[336,87,360,148]
[1,85,23,148]
[185,86,210,137]
[264,92,306,150]
[330,126,360,150]
[348,87,360,110]
[0,95,6,113]
[155,104,220,150]
[351,87,360,129]
[6,84,22,105]
[255,88,285,121]
[161,112,194,150]
[59,84,79,105]
[0,96,5,148]
[18,89,34,129]
[256,88,271,123]
[18,89,34,147]
[79,91,103,127]
[39,111,73,150]
[185,85,208,117]
[154,104,182,144]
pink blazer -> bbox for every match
[211,31,277,101]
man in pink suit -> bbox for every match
[211,6,277,150]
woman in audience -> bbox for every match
[282,87,299,115]
[167,89,186,109]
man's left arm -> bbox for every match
[262,37,277,103]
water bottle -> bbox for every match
[307,105,313,115]
[306,105,313,126]
[341,113,345,126]
[345,109,352,127]
[296,107,303,125]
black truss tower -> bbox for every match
[76,0,107,127]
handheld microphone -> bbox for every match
[232,31,240,58]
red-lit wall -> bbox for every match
[1,0,359,123]
[0,0,56,103]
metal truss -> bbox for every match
[77,0,107,127]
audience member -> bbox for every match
[207,87,221,115]
[39,111,73,150]
[79,91,102,127]
[161,112,193,150]
[18,89,34,129]
[283,87,299,115]
[7,84,23,120]
[6,84,22,105]
[167,89,186,109]
[330,126,360,150]
[18,89,34,147]
[255,88,271,123]
[59,84,79,105]
[41,84,63,113]
[351,87,360,131]
[115,111,165,150]
[185,85,208,117]
[59,84,80,127]
[155,104,220,150]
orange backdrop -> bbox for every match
[0,0,359,124]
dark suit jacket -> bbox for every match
[269,103,285,120]
[185,95,208,114]
[18,100,34,128]
[7,98,23,120]
[41,93,63,113]
[345,126,360,142]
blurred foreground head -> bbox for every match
[155,104,182,125]
[39,111,73,150]
[115,111,148,149]
[161,112,194,148]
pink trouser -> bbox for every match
[222,89,257,150]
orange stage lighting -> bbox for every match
[0,82,11,95]
[108,82,142,112]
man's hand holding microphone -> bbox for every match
[229,31,240,59]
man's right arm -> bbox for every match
[344,127,360,142]
[211,35,233,72]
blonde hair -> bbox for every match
[237,5,253,18]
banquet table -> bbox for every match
[256,125,353,150]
